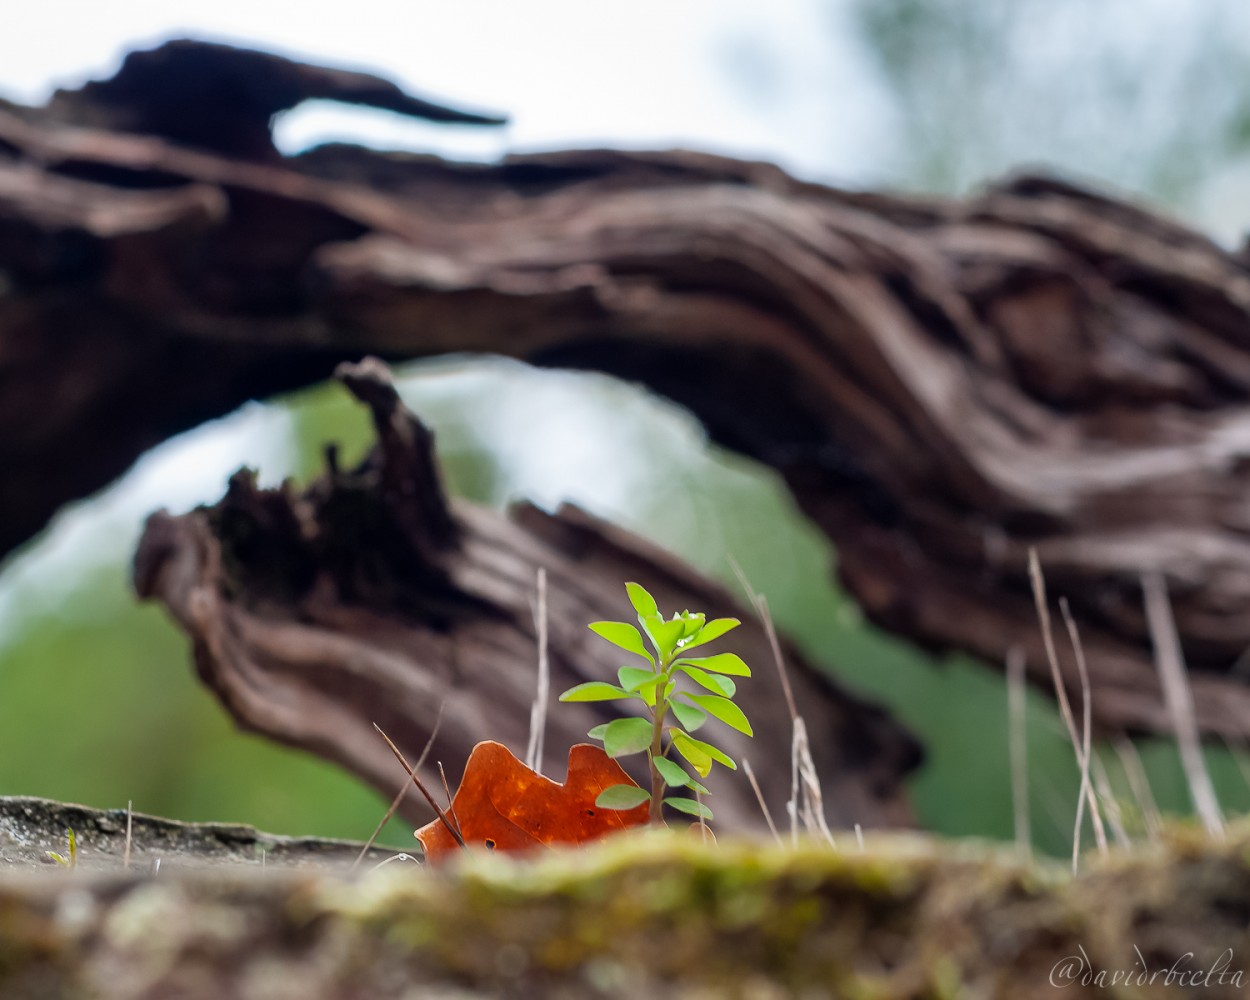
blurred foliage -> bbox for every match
[848,0,1250,206]
[5,1,1250,857]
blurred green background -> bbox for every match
[4,0,1250,855]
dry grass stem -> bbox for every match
[123,800,133,871]
[1089,749,1131,849]
[354,704,446,871]
[1113,736,1161,841]
[742,757,783,846]
[792,717,837,848]
[1027,551,1082,753]
[372,723,465,848]
[729,557,833,848]
[1142,571,1224,838]
[1028,549,1105,871]
[525,567,550,774]
[354,781,413,872]
[437,760,463,840]
[1059,598,1108,857]
[787,715,801,847]
[1006,646,1031,862]
[1223,736,1250,797]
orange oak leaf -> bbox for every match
[414,740,650,861]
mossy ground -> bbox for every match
[3,798,1248,999]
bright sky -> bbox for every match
[1,0,889,180]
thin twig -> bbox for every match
[1089,749,1131,849]
[1028,551,1081,752]
[1114,736,1161,842]
[438,761,463,840]
[854,823,865,852]
[1037,771,1078,847]
[123,800,133,872]
[730,556,833,847]
[1059,598,1108,857]
[414,706,445,775]
[1222,736,1250,796]
[1006,646,1031,863]
[793,717,836,848]
[353,704,445,871]
[730,556,797,720]
[373,723,465,848]
[525,567,550,774]
[1028,549,1104,871]
[742,757,782,847]
[788,716,802,847]
[1142,572,1224,838]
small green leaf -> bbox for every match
[685,693,753,736]
[653,756,690,787]
[625,582,659,619]
[671,730,713,777]
[618,666,662,691]
[670,699,708,733]
[676,652,750,677]
[642,617,687,659]
[678,612,706,639]
[682,734,738,771]
[677,664,736,698]
[603,717,654,758]
[664,797,713,821]
[589,622,654,663]
[47,828,77,869]
[679,617,741,651]
[559,681,630,702]
[587,723,609,741]
[686,776,710,795]
[595,784,651,810]
[618,666,663,706]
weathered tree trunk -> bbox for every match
[133,358,919,831]
[5,40,1250,736]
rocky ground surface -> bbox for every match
[0,795,397,873]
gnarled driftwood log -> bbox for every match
[4,40,1250,735]
[134,358,921,831]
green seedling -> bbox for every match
[46,827,77,868]
[560,582,752,826]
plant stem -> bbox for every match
[648,667,671,825]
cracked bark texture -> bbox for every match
[4,39,1250,736]
[133,358,921,832]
